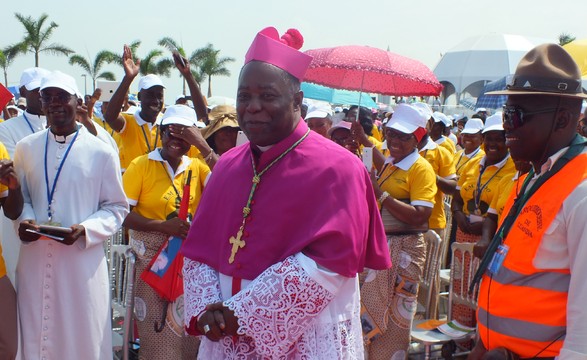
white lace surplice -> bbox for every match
[183,253,364,359]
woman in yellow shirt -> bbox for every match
[122,106,212,360]
[451,113,516,329]
[0,143,23,360]
[359,104,437,360]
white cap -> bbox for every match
[138,74,165,91]
[175,94,187,101]
[476,107,488,113]
[327,120,352,136]
[482,112,504,133]
[461,118,484,134]
[159,105,197,127]
[412,102,432,120]
[431,111,452,127]
[20,67,51,90]
[385,104,427,134]
[40,71,82,97]
[305,109,331,121]
[334,106,343,113]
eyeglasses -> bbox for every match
[502,106,558,129]
[40,93,74,105]
[385,129,414,142]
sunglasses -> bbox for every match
[385,129,414,142]
[40,93,74,105]
[502,106,558,129]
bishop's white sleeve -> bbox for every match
[183,258,222,335]
[223,253,343,358]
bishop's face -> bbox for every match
[40,87,77,134]
[236,61,302,147]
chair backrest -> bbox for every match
[419,230,443,318]
[110,243,136,359]
[441,195,453,266]
[448,242,480,318]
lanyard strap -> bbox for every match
[22,113,36,134]
[471,134,587,291]
[158,154,186,204]
[140,124,159,153]
[456,147,481,173]
[474,160,505,211]
[377,163,399,187]
[44,128,80,220]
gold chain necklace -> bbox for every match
[228,129,310,264]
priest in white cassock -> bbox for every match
[13,71,129,360]
[181,27,391,359]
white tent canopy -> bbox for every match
[434,33,553,104]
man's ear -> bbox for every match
[293,90,303,113]
[137,91,142,102]
[555,108,576,131]
[19,86,27,98]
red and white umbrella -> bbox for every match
[303,45,442,97]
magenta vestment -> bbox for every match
[181,120,391,279]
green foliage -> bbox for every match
[68,50,119,90]
[13,12,74,66]
[559,32,576,47]
[190,43,235,97]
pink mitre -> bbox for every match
[244,27,313,81]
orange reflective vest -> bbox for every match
[477,152,587,358]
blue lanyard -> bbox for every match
[22,113,36,134]
[44,128,80,221]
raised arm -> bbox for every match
[104,45,140,132]
[173,53,208,123]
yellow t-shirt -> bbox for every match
[372,124,383,142]
[123,151,210,221]
[0,142,9,278]
[489,172,520,221]
[378,154,436,207]
[453,148,485,178]
[421,145,456,229]
[457,155,516,217]
[437,136,456,154]
[118,113,163,171]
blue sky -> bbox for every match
[3,0,585,104]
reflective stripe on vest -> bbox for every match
[491,265,570,292]
[478,152,587,357]
[478,308,566,342]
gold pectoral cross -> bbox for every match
[228,226,246,264]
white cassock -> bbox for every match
[13,126,129,360]
[183,253,364,359]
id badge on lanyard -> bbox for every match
[487,244,509,276]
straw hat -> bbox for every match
[201,105,239,139]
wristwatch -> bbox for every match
[378,191,390,206]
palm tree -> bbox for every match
[0,45,24,85]
[12,13,74,66]
[139,49,174,77]
[69,50,118,91]
[192,44,235,98]
[158,37,206,94]
[559,32,576,47]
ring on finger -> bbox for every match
[203,324,211,334]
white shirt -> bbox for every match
[14,126,129,360]
[0,110,46,157]
[527,147,587,359]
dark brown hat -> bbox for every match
[488,43,587,99]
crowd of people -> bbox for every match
[0,26,586,360]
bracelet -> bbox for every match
[377,191,390,206]
[203,149,216,163]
